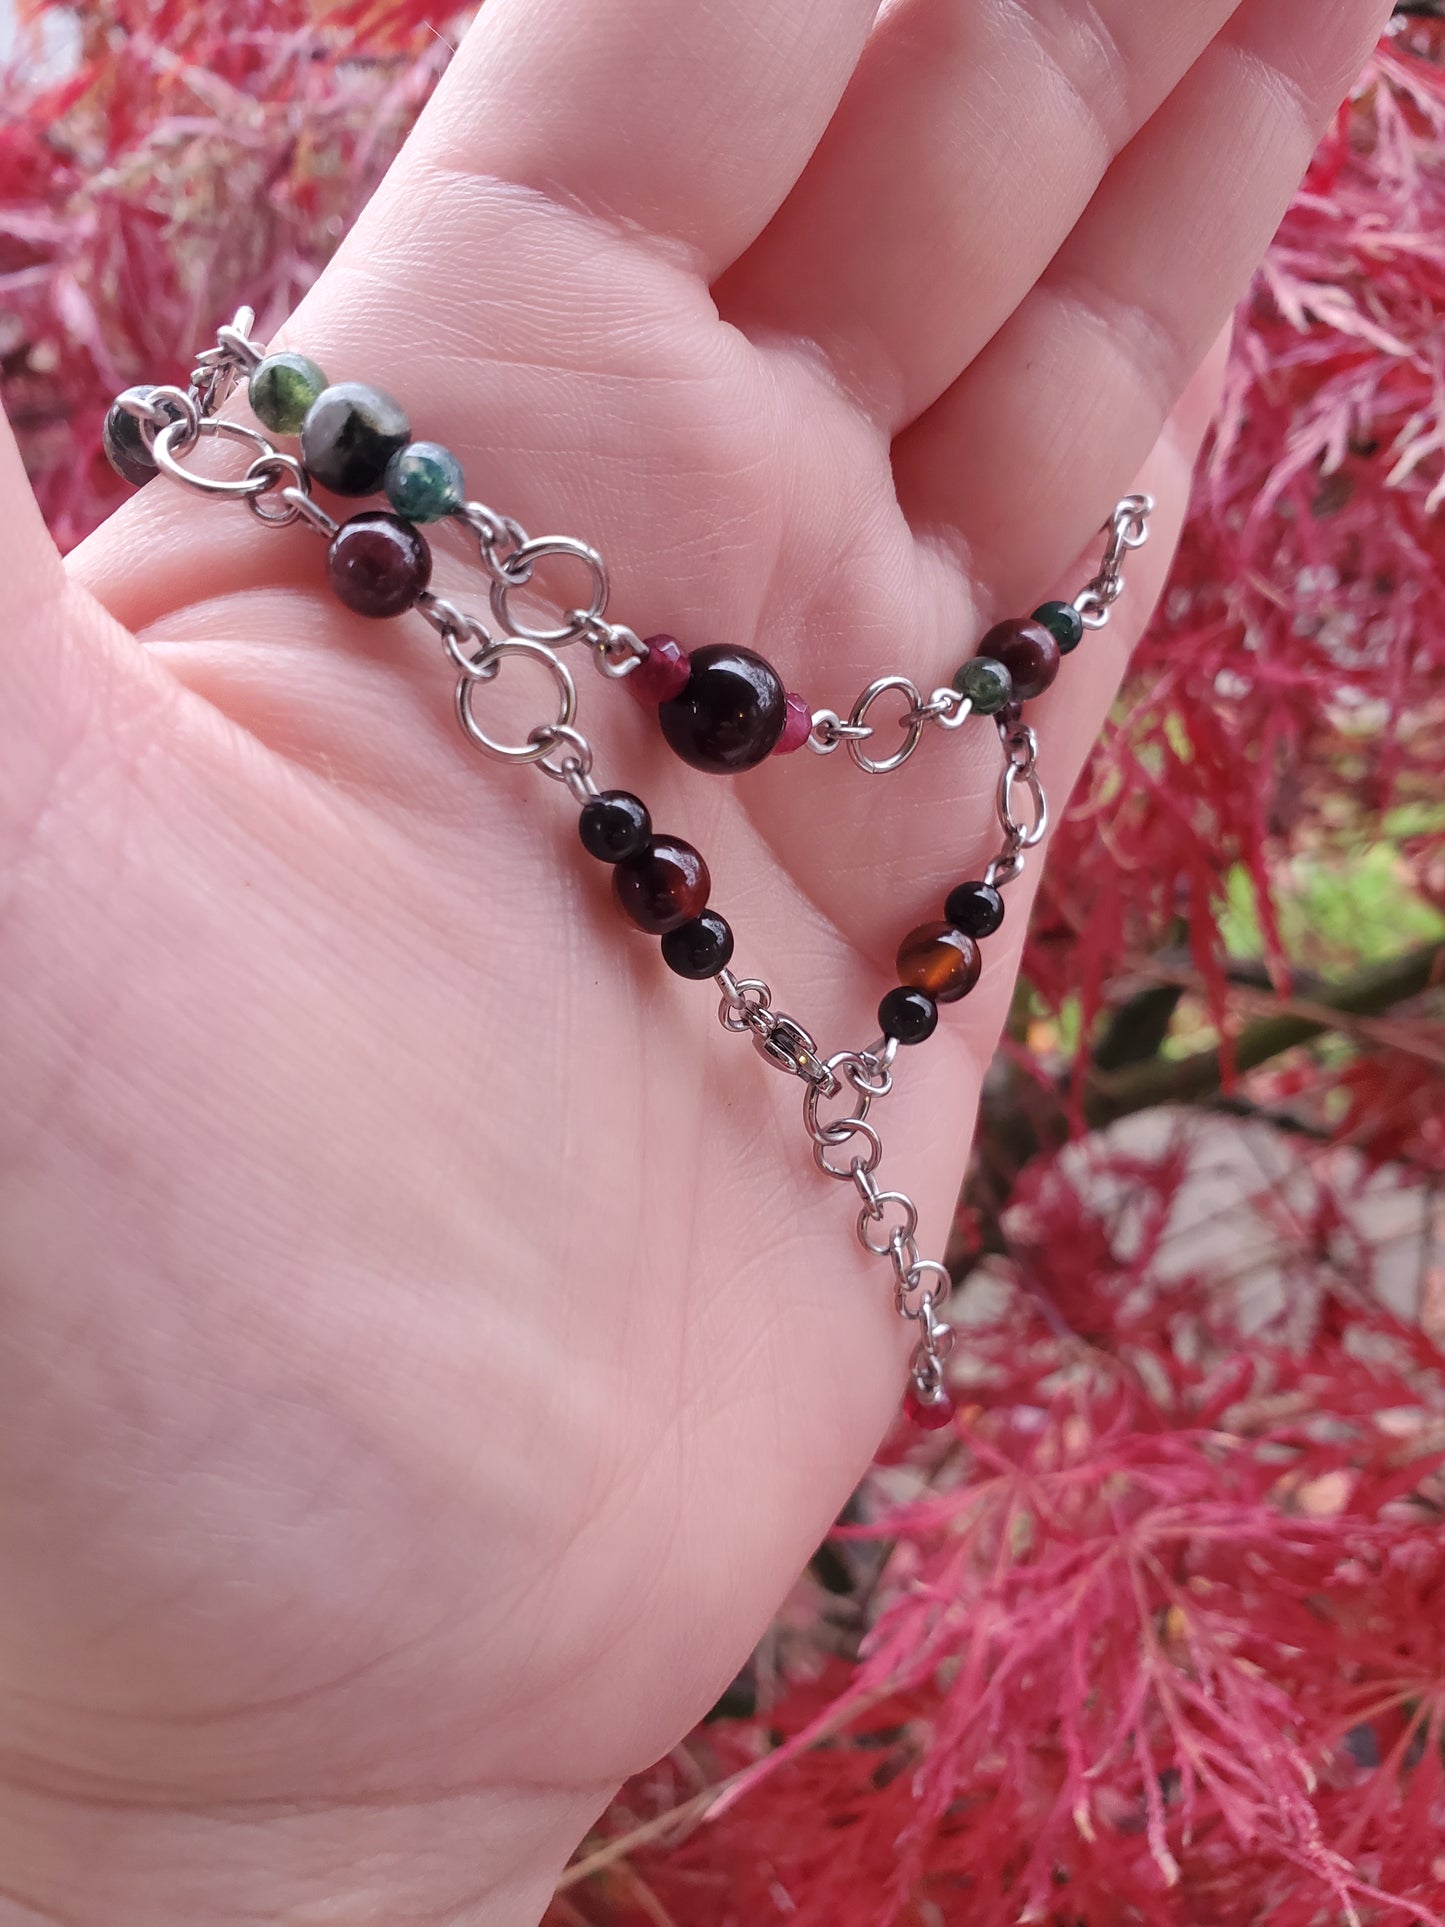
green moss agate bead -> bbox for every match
[951,655,1014,716]
[385,441,466,523]
[1033,600,1086,655]
[249,353,328,435]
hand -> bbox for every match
[0,0,1390,1918]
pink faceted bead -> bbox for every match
[905,1384,956,1431]
[773,691,812,755]
[627,634,691,706]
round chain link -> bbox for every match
[489,535,609,645]
[455,638,578,763]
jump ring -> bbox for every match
[455,638,577,764]
[489,535,609,645]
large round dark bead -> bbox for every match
[661,911,735,980]
[103,386,190,488]
[896,922,982,1004]
[301,381,411,496]
[326,512,432,618]
[978,618,1061,701]
[578,791,652,864]
[879,986,939,1046]
[944,879,1006,940]
[1033,600,1085,655]
[657,644,787,774]
[613,837,710,934]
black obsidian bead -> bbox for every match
[326,512,432,617]
[657,644,787,774]
[578,791,652,864]
[944,879,1006,940]
[879,986,939,1046]
[1033,600,1086,655]
[103,387,191,488]
[661,911,735,980]
[613,836,711,934]
[301,381,411,496]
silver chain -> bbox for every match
[121,310,1157,1424]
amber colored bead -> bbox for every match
[978,618,1061,701]
[658,645,787,773]
[879,986,939,1046]
[661,911,734,979]
[896,921,982,1004]
[944,879,1005,940]
[613,836,711,934]
[326,512,432,618]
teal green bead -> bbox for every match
[952,655,1014,716]
[249,353,328,435]
[1033,600,1086,655]
[384,441,466,523]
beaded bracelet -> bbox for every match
[104,309,1152,1427]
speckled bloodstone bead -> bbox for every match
[773,691,812,755]
[103,387,191,487]
[1033,600,1085,655]
[301,381,411,496]
[905,1384,956,1431]
[944,879,1006,940]
[249,353,328,435]
[878,985,939,1046]
[952,655,1013,717]
[385,441,465,523]
[326,512,432,618]
[626,635,691,706]
[578,791,652,864]
[978,618,1061,701]
[658,645,788,774]
[613,836,711,934]
[896,921,982,1004]
[661,911,735,979]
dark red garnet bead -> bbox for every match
[627,635,691,706]
[658,644,787,774]
[977,618,1061,702]
[613,836,711,934]
[905,1384,956,1431]
[326,512,432,618]
[661,911,735,980]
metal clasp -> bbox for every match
[751,1013,839,1094]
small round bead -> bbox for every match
[326,511,432,618]
[879,986,939,1046]
[661,911,735,980]
[385,440,466,523]
[978,618,1061,701]
[773,691,812,755]
[103,386,190,487]
[627,634,692,706]
[944,880,1006,940]
[1033,600,1086,655]
[658,644,788,774]
[249,353,328,435]
[301,381,411,496]
[896,922,982,1004]
[578,791,652,864]
[905,1384,956,1431]
[951,655,1014,717]
[613,836,711,934]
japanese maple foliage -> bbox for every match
[4,5,1445,1923]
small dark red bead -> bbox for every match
[612,836,711,934]
[327,512,432,618]
[658,644,787,774]
[773,692,812,755]
[627,635,692,706]
[978,618,1061,701]
[905,1384,956,1431]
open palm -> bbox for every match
[0,0,1389,1917]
